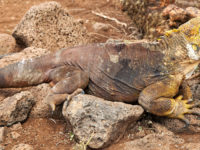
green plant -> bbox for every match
[73,132,94,150]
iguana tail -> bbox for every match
[0,55,55,88]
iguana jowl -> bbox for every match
[1,17,200,124]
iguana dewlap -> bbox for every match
[1,17,200,123]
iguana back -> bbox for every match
[58,42,168,102]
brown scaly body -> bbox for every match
[1,17,200,124]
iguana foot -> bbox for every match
[167,95,200,126]
[67,88,85,101]
[47,93,68,112]
[63,88,85,111]
[64,88,85,107]
[48,88,85,111]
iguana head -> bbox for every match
[164,17,200,60]
[178,17,200,60]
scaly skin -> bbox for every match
[1,17,200,124]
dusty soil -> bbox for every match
[4,118,72,150]
[0,0,200,150]
[0,0,135,45]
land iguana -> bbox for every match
[1,17,200,124]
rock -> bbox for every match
[162,4,177,18]
[29,83,62,118]
[12,144,33,150]
[63,94,144,149]
[169,6,187,22]
[186,7,200,18]
[0,47,49,68]
[29,84,51,118]
[10,131,20,140]
[162,4,188,27]
[0,91,34,126]
[175,0,200,8]
[183,143,200,150]
[0,145,4,150]
[12,1,91,52]
[10,123,22,131]
[0,127,5,142]
[115,132,184,150]
[162,5,200,28]
[0,34,16,55]
[92,22,109,32]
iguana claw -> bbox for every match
[168,95,200,126]
[46,88,85,112]
[65,88,85,107]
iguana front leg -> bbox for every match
[138,74,200,124]
[45,66,89,111]
[179,80,193,100]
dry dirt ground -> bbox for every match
[0,0,134,44]
[1,0,200,150]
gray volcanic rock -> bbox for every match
[0,91,34,126]
[62,94,144,149]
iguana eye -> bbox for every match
[192,43,199,51]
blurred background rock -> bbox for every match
[121,0,200,40]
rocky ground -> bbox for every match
[0,0,200,150]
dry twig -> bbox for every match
[89,32,111,39]
[91,11,127,28]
